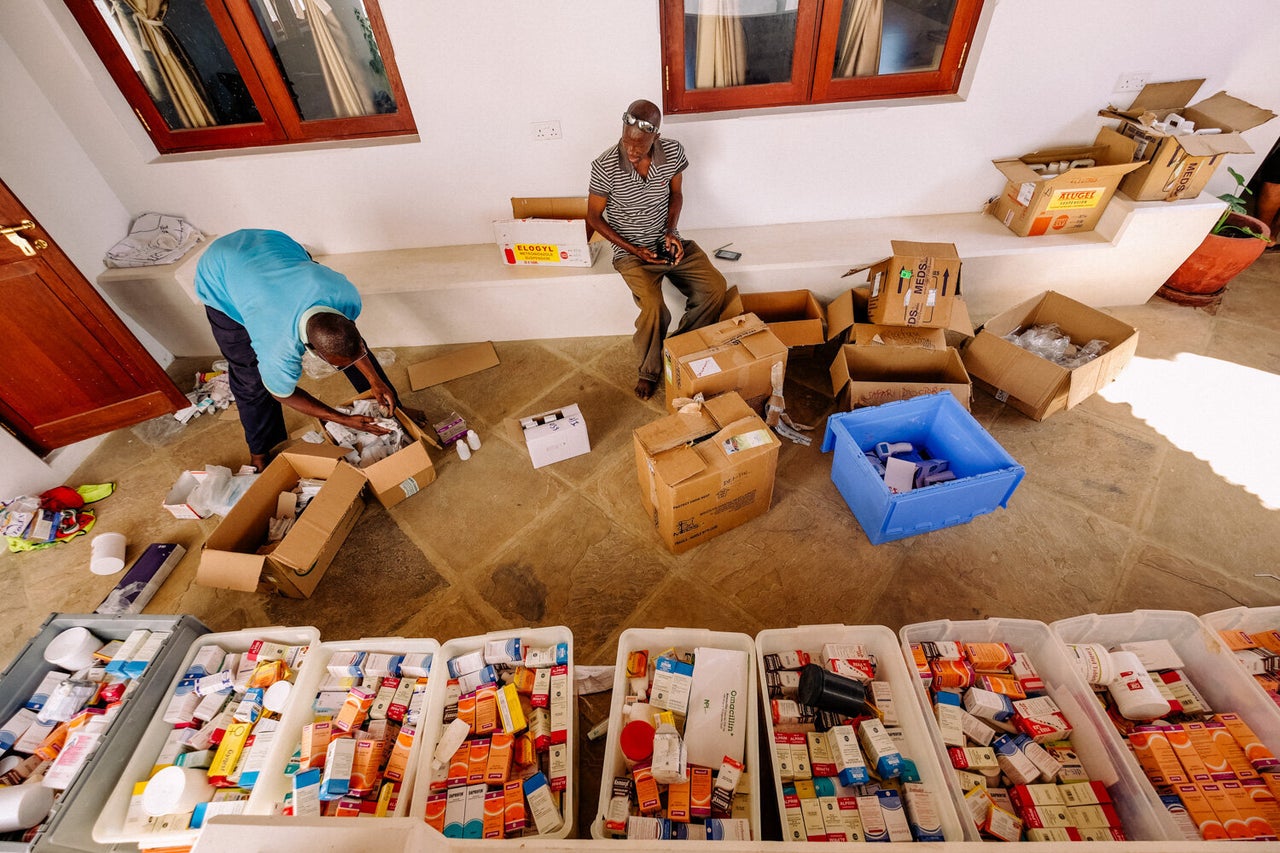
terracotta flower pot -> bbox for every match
[1160,212,1271,305]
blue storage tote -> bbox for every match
[820,392,1024,544]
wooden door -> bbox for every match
[0,178,189,455]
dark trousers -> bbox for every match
[205,306,395,457]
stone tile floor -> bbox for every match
[2,255,1278,837]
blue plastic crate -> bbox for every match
[821,392,1024,544]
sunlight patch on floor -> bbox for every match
[1100,354,1280,510]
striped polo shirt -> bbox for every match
[588,137,689,259]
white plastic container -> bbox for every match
[1201,605,1280,705]
[409,625,574,839]
[591,627,760,840]
[251,636,439,820]
[900,617,1177,842]
[92,626,320,849]
[756,624,967,841]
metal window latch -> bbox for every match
[1,219,44,255]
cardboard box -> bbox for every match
[829,345,971,412]
[493,218,601,267]
[826,286,975,349]
[197,444,366,598]
[961,291,1139,421]
[821,393,1024,545]
[662,313,788,415]
[506,404,591,468]
[848,242,963,328]
[719,287,826,348]
[988,132,1144,236]
[633,392,781,553]
[316,394,437,509]
[1099,80,1276,202]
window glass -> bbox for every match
[683,0,799,90]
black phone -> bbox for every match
[715,248,742,261]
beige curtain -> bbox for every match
[833,0,884,78]
[301,0,374,118]
[694,0,747,89]
[113,0,216,128]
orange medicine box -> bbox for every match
[503,779,526,835]
[467,738,491,784]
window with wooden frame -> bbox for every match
[65,0,415,154]
[660,0,984,115]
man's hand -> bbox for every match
[336,412,391,436]
[633,244,663,264]
[368,378,397,418]
[663,233,685,264]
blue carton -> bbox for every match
[821,393,1024,544]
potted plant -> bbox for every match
[1159,167,1272,306]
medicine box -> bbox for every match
[821,393,1024,545]
[900,617,1176,842]
[0,614,209,853]
[591,627,761,840]
[662,313,788,415]
[492,218,601,267]
[506,403,591,469]
[755,624,966,840]
[961,290,1139,421]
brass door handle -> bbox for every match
[0,219,35,236]
[1,220,45,255]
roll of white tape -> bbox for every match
[43,627,99,671]
[0,784,55,833]
[90,532,127,575]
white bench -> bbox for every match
[97,194,1223,358]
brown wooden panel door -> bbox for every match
[0,178,189,455]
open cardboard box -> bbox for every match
[845,241,964,328]
[1100,80,1276,201]
[492,196,606,267]
[988,131,1143,236]
[829,344,972,412]
[662,312,788,415]
[634,392,780,554]
[961,290,1139,421]
[314,392,437,508]
[197,443,365,598]
[827,284,974,349]
[719,286,826,348]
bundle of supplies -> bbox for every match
[1077,634,1280,842]
[1219,626,1280,707]
[323,399,408,469]
[126,638,308,835]
[276,649,431,817]
[766,643,948,843]
[261,479,323,547]
[0,627,168,836]
[863,440,954,495]
[174,366,233,425]
[1004,324,1109,370]
[910,639,1127,842]
[423,637,572,839]
[603,645,754,841]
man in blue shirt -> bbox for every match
[195,229,417,471]
[587,99,726,400]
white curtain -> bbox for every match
[302,0,375,118]
[833,0,884,78]
[114,0,216,128]
[694,0,747,89]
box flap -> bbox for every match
[852,324,947,349]
[739,327,789,360]
[1185,91,1276,134]
[947,298,974,338]
[510,196,588,219]
[718,285,744,322]
[698,312,767,347]
[711,417,781,459]
[829,346,853,397]
[408,341,500,391]
[889,240,959,259]
[1112,79,1205,117]
[196,550,267,593]
[653,445,708,486]
[1173,132,1254,157]
[635,410,716,456]
[826,289,856,341]
[702,391,756,427]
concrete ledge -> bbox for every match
[97,195,1224,357]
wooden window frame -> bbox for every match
[660,0,984,115]
[65,0,415,154]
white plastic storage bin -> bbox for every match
[591,627,760,841]
[1053,610,1280,838]
[410,626,574,840]
[755,624,966,842]
[0,613,209,853]
[92,626,320,850]
[1201,605,1280,706]
[251,636,439,820]
[900,617,1177,842]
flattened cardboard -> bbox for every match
[829,345,972,412]
[662,313,788,415]
[315,394,437,508]
[634,392,780,554]
[197,443,365,598]
[988,132,1143,236]
[719,287,826,347]
[408,342,500,391]
[858,241,962,327]
[961,291,1139,421]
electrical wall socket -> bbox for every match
[531,120,562,141]
[1114,72,1149,93]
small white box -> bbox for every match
[163,471,208,519]
[493,219,601,267]
[509,404,591,469]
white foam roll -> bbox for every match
[262,680,292,714]
[0,784,55,833]
[42,627,99,671]
[89,532,126,575]
[141,765,213,817]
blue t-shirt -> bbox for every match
[194,229,362,397]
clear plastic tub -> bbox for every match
[590,627,760,840]
[1200,605,1280,705]
[900,617,1177,842]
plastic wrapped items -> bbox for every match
[1004,324,1109,369]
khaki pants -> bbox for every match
[613,240,727,382]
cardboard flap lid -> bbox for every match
[826,289,856,341]
[1185,91,1276,134]
[653,445,707,485]
[718,285,744,322]
[699,312,768,346]
[1109,79,1206,118]
[280,443,349,479]
[889,240,960,259]
[270,462,365,568]
[852,324,948,349]
[711,416,781,458]
[195,550,266,593]
[702,390,756,426]
[635,410,717,456]
[408,341,500,391]
[510,196,588,219]
[1174,132,1254,157]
